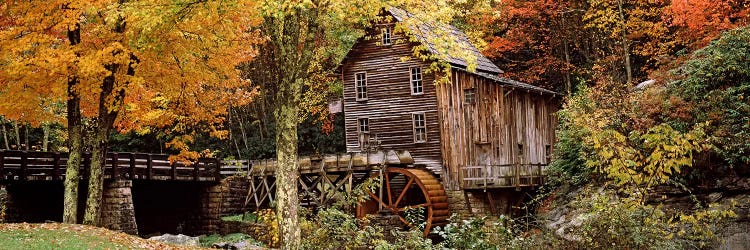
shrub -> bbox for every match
[670,25,750,167]
[300,208,388,249]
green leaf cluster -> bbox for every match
[671,25,750,166]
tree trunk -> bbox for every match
[83,59,129,226]
[275,78,301,250]
[42,123,49,151]
[83,6,132,226]
[561,12,573,96]
[63,23,83,224]
[617,0,633,84]
[24,124,29,150]
[12,120,19,149]
[1,120,9,150]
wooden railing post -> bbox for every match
[146,154,153,180]
[193,160,200,181]
[53,152,61,180]
[112,153,119,179]
[214,158,221,180]
[514,162,520,190]
[170,161,177,180]
[484,164,492,189]
[129,153,136,179]
[20,151,27,181]
[0,151,5,180]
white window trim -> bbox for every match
[464,87,476,104]
[410,67,423,95]
[357,117,370,134]
[412,112,427,143]
[354,72,367,101]
[382,27,392,46]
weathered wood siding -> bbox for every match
[436,70,558,190]
[341,28,444,174]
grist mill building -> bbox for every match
[338,8,560,217]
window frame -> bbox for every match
[464,87,476,104]
[382,27,392,46]
[354,72,368,101]
[357,117,370,135]
[412,112,427,143]
[410,67,423,95]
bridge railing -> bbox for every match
[0,151,221,182]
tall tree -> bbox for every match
[0,0,260,225]
[255,1,471,248]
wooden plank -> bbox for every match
[53,152,60,180]
[146,154,153,180]
[193,160,200,181]
[0,151,4,180]
[129,153,136,179]
[20,151,27,181]
[111,153,119,179]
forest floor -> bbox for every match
[0,223,208,250]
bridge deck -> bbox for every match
[0,151,221,182]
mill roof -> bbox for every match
[387,8,503,75]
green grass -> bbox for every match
[199,233,261,247]
[221,213,257,223]
[0,223,202,250]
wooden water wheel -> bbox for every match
[360,167,449,235]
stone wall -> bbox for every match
[446,189,527,219]
[100,180,138,235]
[193,176,250,235]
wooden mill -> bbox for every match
[335,7,560,233]
[205,7,561,236]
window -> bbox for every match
[357,117,370,149]
[358,118,370,134]
[464,88,475,104]
[355,72,367,101]
[410,67,423,95]
[382,27,392,45]
[412,113,426,143]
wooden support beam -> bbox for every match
[53,152,60,180]
[146,154,153,180]
[170,161,177,180]
[112,153,119,179]
[20,151,27,181]
[486,191,496,215]
[193,160,200,181]
[129,153,136,179]
[0,151,4,180]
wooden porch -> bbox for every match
[461,163,546,189]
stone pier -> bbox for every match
[100,180,138,235]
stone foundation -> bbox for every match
[101,180,138,235]
[446,189,528,219]
[194,176,251,235]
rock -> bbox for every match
[148,233,199,247]
[719,232,750,250]
[212,240,263,250]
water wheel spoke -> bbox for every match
[396,202,428,212]
[385,172,392,206]
[360,167,448,236]
[392,176,415,208]
[367,190,387,207]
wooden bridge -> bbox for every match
[0,150,221,182]
[219,150,416,209]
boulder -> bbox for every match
[212,240,264,250]
[148,233,200,247]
